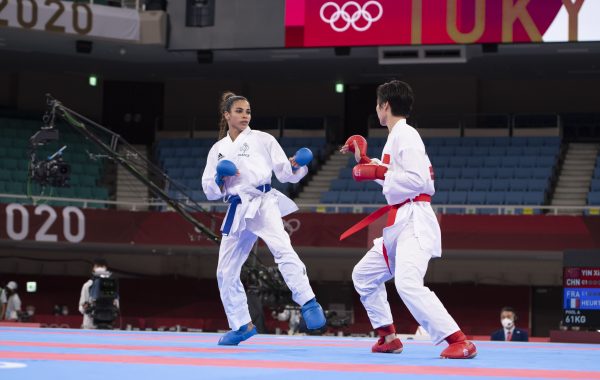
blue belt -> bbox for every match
[221,184,272,236]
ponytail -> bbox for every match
[218,91,247,139]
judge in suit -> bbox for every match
[490,306,529,342]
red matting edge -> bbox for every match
[0,350,599,379]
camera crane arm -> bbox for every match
[46,95,221,244]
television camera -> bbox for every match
[86,271,120,329]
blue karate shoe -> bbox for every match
[218,323,257,346]
[301,298,326,330]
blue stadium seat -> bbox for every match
[518,156,537,168]
[347,181,365,191]
[339,191,358,204]
[168,168,184,179]
[365,181,381,191]
[445,168,461,179]
[436,179,454,192]
[431,156,449,168]
[465,156,485,168]
[539,146,558,156]
[484,156,502,167]
[174,147,192,157]
[454,179,472,191]
[461,138,478,147]
[356,192,376,204]
[489,147,506,156]
[179,157,197,167]
[455,147,472,156]
[479,168,496,179]
[472,147,489,156]
[190,147,204,157]
[493,137,511,146]
[461,168,478,179]
[505,192,525,205]
[373,192,387,204]
[491,179,510,191]
[514,168,534,179]
[523,192,545,205]
[330,179,348,191]
[497,168,514,179]
[438,146,455,156]
[183,167,202,178]
[472,178,492,191]
[511,138,528,147]
[475,137,495,146]
[591,179,600,192]
[532,167,552,179]
[588,192,600,205]
[427,137,445,146]
[426,146,439,156]
[506,147,523,156]
[448,191,467,204]
[467,191,486,205]
[449,156,467,167]
[163,157,179,168]
[321,191,339,203]
[445,138,461,146]
[432,191,448,204]
[510,179,529,191]
[486,192,505,204]
[529,179,548,192]
[501,157,520,168]
[339,168,353,179]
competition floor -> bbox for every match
[1,327,600,379]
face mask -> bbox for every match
[93,267,107,274]
[501,318,514,329]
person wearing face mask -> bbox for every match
[79,259,119,329]
[3,281,22,321]
[490,306,529,342]
[201,92,326,346]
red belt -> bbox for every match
[339,194,431,273]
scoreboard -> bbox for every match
[563,265,600,328]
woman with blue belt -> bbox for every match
[202,92,325,345]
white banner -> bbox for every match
[0,0,140,42]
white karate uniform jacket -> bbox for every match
[202,127,307,235]
[352,119,460,345]
[201,127,316,331]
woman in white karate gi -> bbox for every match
[202,92,325,345]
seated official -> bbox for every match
[490,306,529,342]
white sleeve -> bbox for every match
[267,135,307,184]
[78,282,89,315]
[383,148,429,196]
[14,294,21,311]
[0,289,6,304]
[201,144,226,201]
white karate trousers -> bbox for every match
[217,195,315,331]
[352,219,460,344]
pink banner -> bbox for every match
[285,0,582,47]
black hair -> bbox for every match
[376,80,414,117]
[501,306,517,320]
[92,258,108,267]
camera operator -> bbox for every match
[3,281,22,321]
[79,259,119,329]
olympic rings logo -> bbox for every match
[319,1,383,32]
[283,218,301,237]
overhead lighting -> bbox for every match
[89,75,98,87]
[335,82,344,93]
